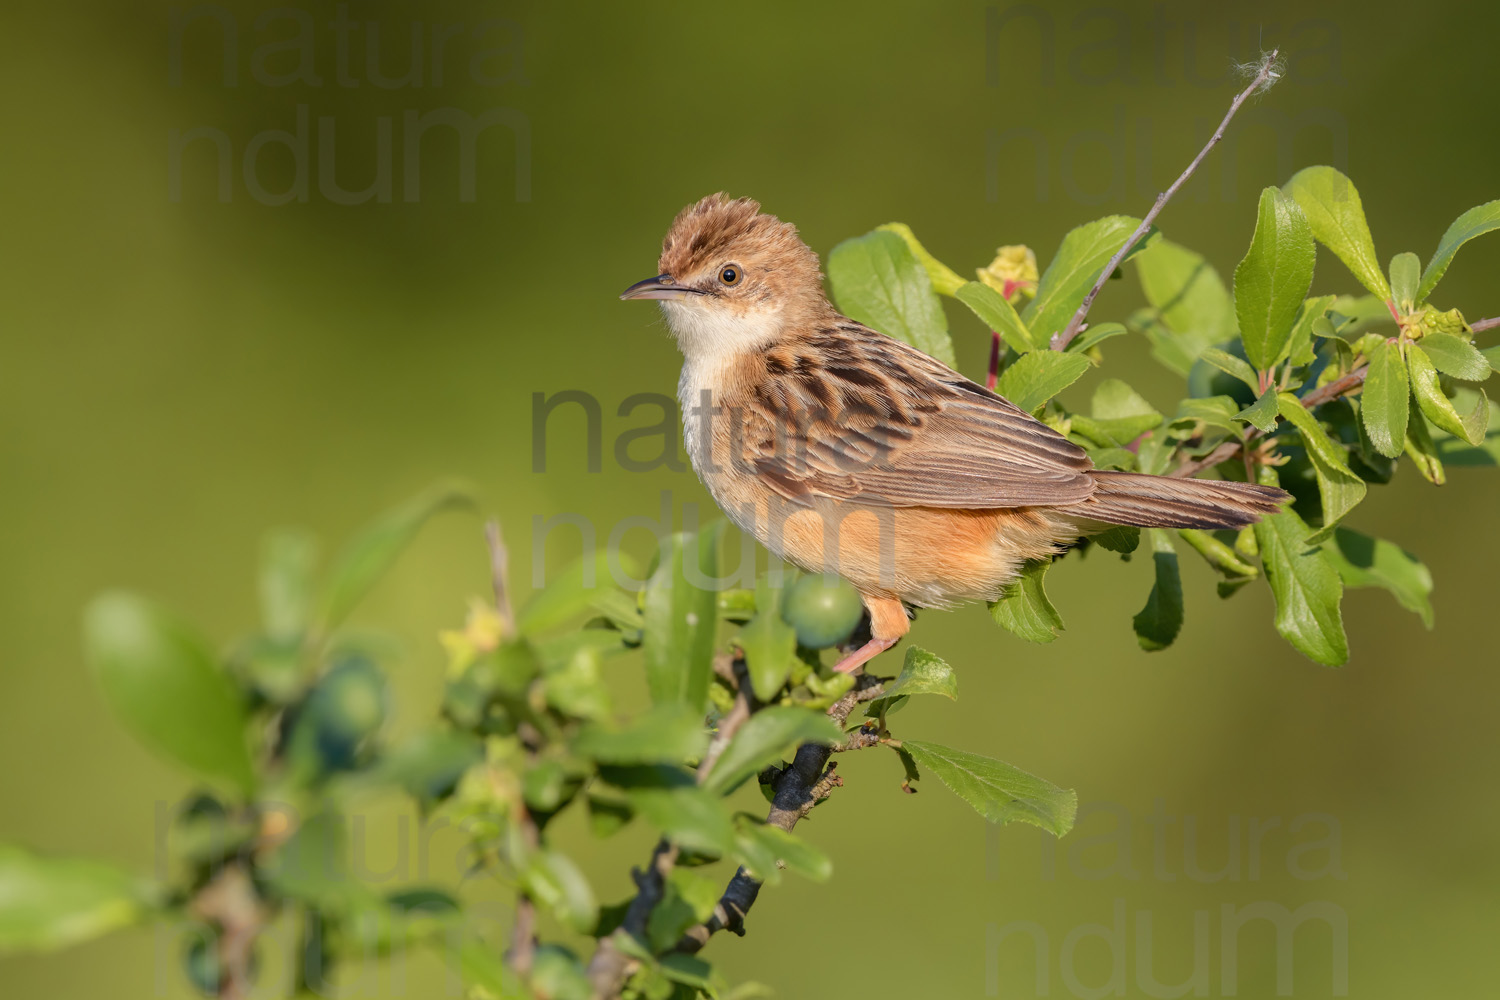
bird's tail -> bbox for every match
[1067,471,1289,530]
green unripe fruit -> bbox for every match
[781,574,864,649]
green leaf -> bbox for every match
[877,223,967,296]
[994,350,1092,414]
[1409,344,1489,445]
[267,809,351,908]
[519,550,642,636]
[1254,502,1348,667]
[1236,388,1280,433]
[955,280,1035,353]
[828,229,955,366]
[1084,378,1162,445]
[733,819,832,883]
[1325,528,1434,629]
[1321,294,1392,341]
[989,559,1064,642]
[1169,396,1243,440]
[1024,216,1151,343]
[456,936,526,997]
[701,707,841,795]
[538,633,614,721]
[1093,525,1140,554]
[1132,530,1183,651]
[880,646,958,701]
[367,728,482,802]
[1419,333,1491,382]
[737,579,799,702]
[1388,252,1420,313]
[1360,341,1409,458]
[84,593,255,795]
[523,849,598,935]
[1404,407,1447,484]
[647,868,721,952]
[627,786,734,855]
[642,523,724,711]
[1285,295,1337,368]
[898,741,1076,837]
[1417,199,1500,303]
[573,704,709,765]
[1198,347,1259,392]
[259,528,317,643]
[1434,392,1500,466]
[0,845,150,953]
[1234,187,1317,369]
[1132,239,1236,375]
[1066,321,1128,355]
[1277,394,1367,542]
[319,482,473,629]
[1283,166,1390,300]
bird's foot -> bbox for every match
[831,636,897,674]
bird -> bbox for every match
[620,194,1289,674]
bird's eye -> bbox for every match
[719,265,741,286]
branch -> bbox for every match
[190,864,264,1000]
[486,520,537,977]
[1170,363,1367,479]
[1052,50,1281,351]
[585,654,754,998]
[586,842,679,999]
[697,660,754,786]
[485,520,516,634]
[674,675,887,955]
[1471,316,1500,333]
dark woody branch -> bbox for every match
[673,674,886,955]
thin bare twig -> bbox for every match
[1052,50,1281,351]
[1471,316,1500,333]
[698,660,754,786]
[485,520,516,633]
[485,520,536,977]
[985,331,1003,391]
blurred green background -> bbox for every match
[3,1,1498,996]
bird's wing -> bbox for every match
[737,320,1097,508]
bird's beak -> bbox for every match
[619,274,701,301]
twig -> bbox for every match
[1170,363,1367,479]
[698,658,754,786]
[485,520,536,977]
[986,331,1002,390]
[190,864,264,1000]
[485,520,516,633]
[1471,316,1500,333]
[586,842,679,999]
[674,675,887,955]
[1052,50,1281,351]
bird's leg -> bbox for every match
[832,635,896,674]
[832,594,908,674]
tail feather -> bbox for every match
[1070,471,1289,530]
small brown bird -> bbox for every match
[622,194,1288,674]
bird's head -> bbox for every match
[620,194,829,360]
